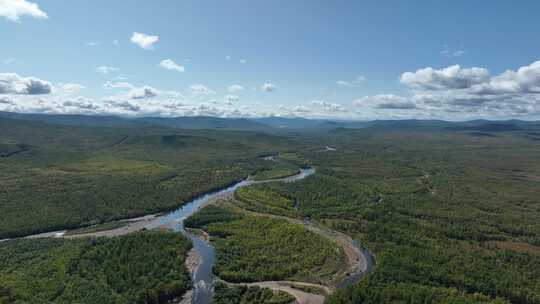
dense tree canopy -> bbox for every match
[213,283,295,304]
[0,118,298,238]
[0,231,192,304]
[185,205,346,284]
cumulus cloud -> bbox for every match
[337,75,366,87]
[311,100,346,112]
[128,85,158,99]
[0,96,13,104]
[0,80,269,118]
[224,94,239,104]
[102,82,159,106]
[190,84,214,96]
[131,32,159,49]
[58,83,85,94]
[62,97,98,110]
[292,106,310,113]
[240,59,247,64]
[227,84,244,93]
[103,98,141,112]
[0,73,52,95]
[261,83,275,92]
[353,59,540,119]
[103,81,134,90]
[225,55,232,60]
[159,59,185,72]
[0,0,48,22]
[272,102,357,119]
[96,66,119,75]
[474,60,540,94]
[400,65,490,90]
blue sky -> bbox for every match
[1,0,540,120]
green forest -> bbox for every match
[2,117,540,303]
[0,118,298,238]
[0,231,192,303]
[213,282,295,304]
[241,129,540,303]
[185,205,346,284]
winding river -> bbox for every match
[146,168,316,304]
[16,166,373,303]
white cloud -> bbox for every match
[224,94,239,104]
[112,40,119,46]
[272,102,358,119]
[475,60,540,94]
[0,96,13,104]
[240,59,247,64]
[357,59,540,118]
[0,82,270,118]
[103,82,158,102]
[159,59,185,72]
[3,59,540,120]
[58,83,85,94]
[62,97,98,110]
[311,100,346,112]
[103,97,141,112]
[0,73,52,95]
[227,84,244,93]
[0,0,47,22]
[128,85,158,99]
[292,106,310,113]
[190,84,215,96]
[400,65,490,90]
[103,81,134,90]
[86,41,101,47]
[261,83,275,92]
[131,32,159,50]
[96,66,119,75]
[337,75,366,87]
[225,55,232,60]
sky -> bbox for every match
[1,0,540,121]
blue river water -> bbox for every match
[147,168,316,304]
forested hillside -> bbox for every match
[0,117,298,238]
[0,231,192,303]
[2,115,540,303]
[233,130,540,303]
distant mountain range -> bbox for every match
[1,111,539,133]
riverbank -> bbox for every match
[8,167,372,304]
[217,278,328,304]
[226,203,371,288]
